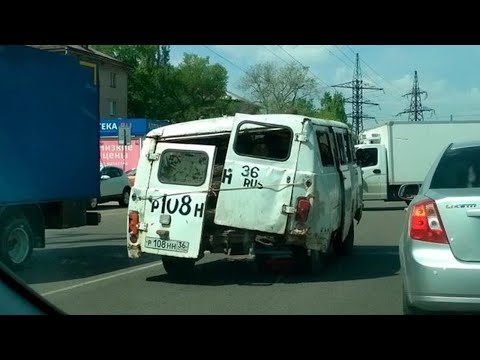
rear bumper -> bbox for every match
[401,238,480,312]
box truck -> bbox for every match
[355,121,480,203]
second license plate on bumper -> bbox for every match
[145,237,189,253]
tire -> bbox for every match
[162,256,195,279]
[292,243,332,275]
[119,187,130,207]
[0,216,34,270]
[333,222,354,256]
[88,198,98,210]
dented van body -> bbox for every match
[127,114,363,276]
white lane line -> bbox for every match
[41,261,163,297]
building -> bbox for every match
[29,45,128,119]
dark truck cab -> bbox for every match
[0,45,101,269]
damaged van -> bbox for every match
[127,114,363,277]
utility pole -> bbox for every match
[396,70,435,121]
[333,53,383,139]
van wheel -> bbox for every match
[333,222,354,256]
[0,216,34,270]
[292,244,332,275]
[162,256,195,280]
[119,188,130,207]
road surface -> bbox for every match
[15,201,407,314]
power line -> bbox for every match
[261,45,291,65]
[344,45,405,97]
[202,45,249,74]
[323,45,383,89]
[332,53,384,138]
[334,45,355,65]
[276,45,331,89]
[396,70,435,121]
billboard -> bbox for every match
[100,138,141,172]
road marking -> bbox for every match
[41,261,163,297]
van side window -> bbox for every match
[350,135,357,162]
[234,122,292,161]
[316,131,334,167]
[343,133,352,163]
[335,133,347,165]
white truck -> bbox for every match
[355,120,480,203]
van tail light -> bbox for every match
[295,197,311,223]
[129,211,139,244]
[409,199,448,244]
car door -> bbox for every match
[355,145,387,200]
[100,167,115,197]
[332,127,353,238]
[110,167,125,196]
[214,115,301,235]
[139,142,217,259]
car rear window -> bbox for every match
[431,145,480,189]
[158,150,209,186]
[234,122,292,161]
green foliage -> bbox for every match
[93,46,236,122]
[318,92,348,123]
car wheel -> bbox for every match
[119,188,130,207]
[0,216,34,270]
[333,222,354,256]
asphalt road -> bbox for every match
[15,201,408,315]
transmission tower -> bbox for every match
[396,70,435,121]
[333,53,383,139]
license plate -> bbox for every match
[144,237,189,253]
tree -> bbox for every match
[318,92,348,123]
[168,54,229,121]
[239,62,319,114]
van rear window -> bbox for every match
[234,122,292,161]
[158,149,209,186]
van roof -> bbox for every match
[147,113,349,139]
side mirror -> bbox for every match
[100,175,110,181]
[398,184,420,200]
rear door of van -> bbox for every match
[214,115,302,234]
[137,142,216,259]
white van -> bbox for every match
[127,114,363,277]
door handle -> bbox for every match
[466,209,480,217]
[373,169,381,174]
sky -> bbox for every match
[169,45,480,129]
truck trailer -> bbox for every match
[0,45,101,269]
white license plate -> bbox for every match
[144,237,189,253]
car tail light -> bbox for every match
[409,199,448,244]
[295,197,311,223]
[129,211,139,243]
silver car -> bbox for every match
[399,141,480,314]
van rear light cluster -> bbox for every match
[129,211,139,243]
[295,197,311,223]
[409,199,448,244]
